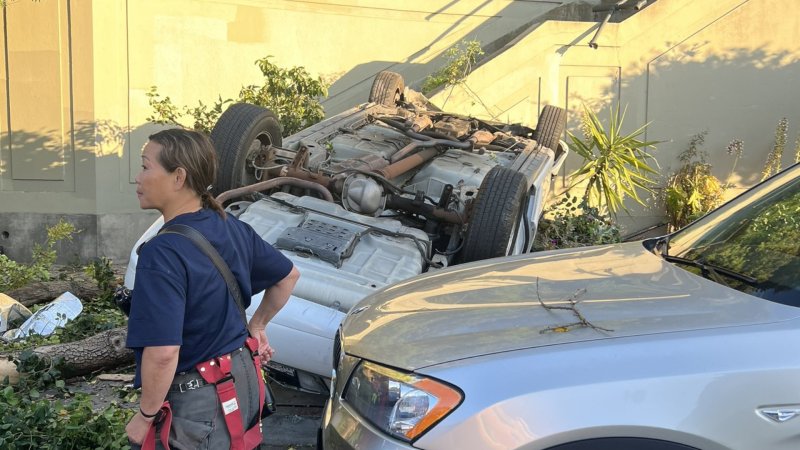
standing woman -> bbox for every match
[125,128,299,449]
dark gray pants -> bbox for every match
[131,347,262,450]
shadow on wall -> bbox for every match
[322,1,585,117]
[0,121,164,264]
[565,44,800,195]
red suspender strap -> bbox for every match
[193,341,267,450]
[142,402,172,450]
[243,337,267,448]
[196,355,248,450]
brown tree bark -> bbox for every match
[0,326,134,381]
[5,274,106,307]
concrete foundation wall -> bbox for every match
[0,211,159,264]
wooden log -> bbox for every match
[5,275,105,308]
[0,326,134,382]
[5,262,126,308]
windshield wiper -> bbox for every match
[661,255,758,286]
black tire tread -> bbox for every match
[459,166,528,263]
[532,105,567,153]
[369,71,404,106]
[210,103,282,193]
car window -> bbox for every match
[667,172,800,307]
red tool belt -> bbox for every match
[143,337,266,450]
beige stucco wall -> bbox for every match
[0,0,573,215]
[435,0,800,230]
[0,0,575,261]
[1,0,798,260]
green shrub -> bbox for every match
[664,131,730,231]
[421,40,484,95]
[534,194,621,251]
[148,56,328,136]
[0,220,77,292]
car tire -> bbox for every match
[369,71,404,106]
[459,166,528,264]
[532,104,567,153]
[210,103,283,194]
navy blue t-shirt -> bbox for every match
[126,208,293,387]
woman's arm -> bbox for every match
[247,266,300,361]
[126,345,180,444]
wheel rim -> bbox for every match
[243,132,274,185]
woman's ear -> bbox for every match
[173,167,187,190]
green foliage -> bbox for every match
[665,165,723,230]
[0,350,131,449]
[533,194,621,251]
[54,300,127,344]
[0,223,132,449]
[568,103,659,216]
[678,185,800,295]
[84,257,117,303]
[762,117,788,181]
[421,40,484,95]
[664,131,747,231]
[147,56,328,136]
[239,56,328,136]
[0,219,77,292]
[664,131,725,230]
[0,384,133,449]
[146,88,231,133]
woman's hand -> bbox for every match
[248,326,275,364]
[126,411,153,445]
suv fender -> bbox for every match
[545,437,700,450]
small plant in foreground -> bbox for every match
[0,219,77,292]
[533,194,621,251]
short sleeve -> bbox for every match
[126,237,187,348]
[248,225,294,295]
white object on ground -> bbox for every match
[14,292,83,339]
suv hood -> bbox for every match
[342,242,798,371]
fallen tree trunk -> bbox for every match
[6,275,105,308]
[0,326,134,382]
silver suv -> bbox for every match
[322,163,800,450]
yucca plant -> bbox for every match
[568,103,659,216]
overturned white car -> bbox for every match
[125,71,568,393]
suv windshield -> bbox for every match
[663,168,800,307]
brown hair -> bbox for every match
[148,128,225,217]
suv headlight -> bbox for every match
[343,360,462,442]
